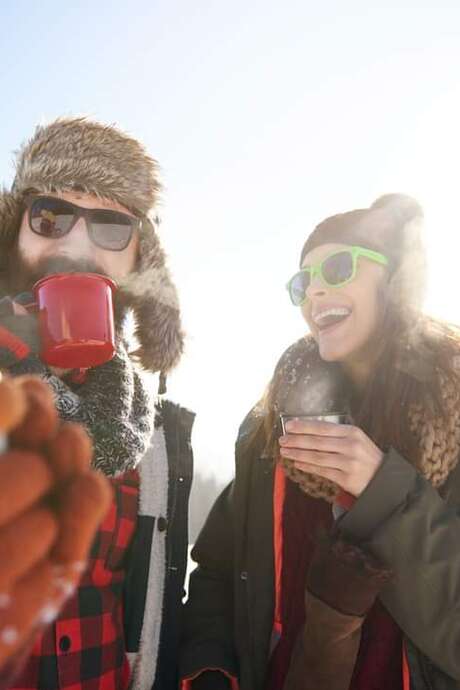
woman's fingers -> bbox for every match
[284,419,350,438]
[0,451,54,528]
[281,447,344,471]
[0,508,58,593]
[279,421,356,461]
[280,433,346,454]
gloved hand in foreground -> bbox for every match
[0,375,112,687]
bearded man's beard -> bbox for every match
[5,245,129,334]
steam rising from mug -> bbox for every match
[272,337,349,417]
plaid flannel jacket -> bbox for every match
[10,470,140,690]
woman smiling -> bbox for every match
[181,194,460,690]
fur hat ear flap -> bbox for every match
[118,219,184,373]
[0,190,22,252]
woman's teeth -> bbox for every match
[313,307,351,329]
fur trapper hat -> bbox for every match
[0,117,184,374]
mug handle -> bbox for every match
[0,296,37,318]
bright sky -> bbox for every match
[2,0,460,484]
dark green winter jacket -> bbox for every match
[181,411,460,690]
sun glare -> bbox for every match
[378,87,460,324]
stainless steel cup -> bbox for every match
[279,413,350,434]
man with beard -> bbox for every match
[0,117,193,690]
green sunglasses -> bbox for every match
[287,245,389,306]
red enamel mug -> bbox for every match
[32,273,117,369]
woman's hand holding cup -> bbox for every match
[279,418,384,497]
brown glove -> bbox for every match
[0,375,112,686]
[283,532,392,690]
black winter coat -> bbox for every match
[181,411,460,690]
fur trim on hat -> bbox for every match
[119,219,184,373]
[13,117,160,216]
[0,190,22,253]
[0,118,184,374]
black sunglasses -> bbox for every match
[25,195,140,251]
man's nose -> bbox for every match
[54,219,92,252]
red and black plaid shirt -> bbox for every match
[10,470,140,690]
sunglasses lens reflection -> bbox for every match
[322,251,353,286]
[90,210,134,251]
[290,271,311,305]
[30,198,74,238]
